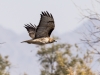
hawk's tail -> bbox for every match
[21,40,32,44]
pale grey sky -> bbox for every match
[0,0,99,75]
[0,0,98,34]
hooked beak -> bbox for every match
[54,40,57,42]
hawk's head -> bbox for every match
[49,38,57,43]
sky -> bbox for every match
[0,0,100,75]
[0,0,98,35]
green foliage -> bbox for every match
[0,55,10,75]
[37,43,95,75]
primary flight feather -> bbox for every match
[21,11,56,45]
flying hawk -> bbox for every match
[21,11,56,45]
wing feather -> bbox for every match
[35,11,55,38]
[24,23,37,39]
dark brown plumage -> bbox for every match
[35,11,55,38]
[21,11,56,45]
[24,23,36,39]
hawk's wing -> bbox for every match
[35,11,55,39]
[24,23,37,39]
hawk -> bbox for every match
[21,11,56,45]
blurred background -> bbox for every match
[0,0,100,75]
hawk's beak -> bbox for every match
[54,40,57,42]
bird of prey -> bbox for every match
[21,11,56,45]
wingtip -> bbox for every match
[41,11,53,18]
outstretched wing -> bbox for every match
[24,23,37,39]
[35,11,55,39]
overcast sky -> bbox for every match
[0,0,98,34]
[0,0,100,75]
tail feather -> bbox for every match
[21,41,25,43]
[21,40,33,44]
